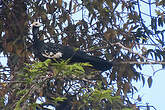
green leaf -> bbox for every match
[147,76,153,88]
[122,108,133,110]
[17,90,28,96]
[155,10,161,15]
[52,97,67,103]
[44,59,51,66]
[80,62,92,67]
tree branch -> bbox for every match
[112,42,165,65]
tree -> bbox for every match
[0,0,165,109]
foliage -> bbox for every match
[0,0,165,109]
[4,59,129,109]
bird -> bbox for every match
[31,22,113,71]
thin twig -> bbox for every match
[119,61,165,65]
[111,42,165,66]
[114,42,150,61]
[137,105,157,110]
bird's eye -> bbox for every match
[44,50,49,54]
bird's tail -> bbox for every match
[71,51,112,71]
[82,56,113,71]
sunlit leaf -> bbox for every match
[155,10,161,15]
[73,4,77,13]
[104,28,116,40]
[57,0,63,7]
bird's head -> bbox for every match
[31,22,42,28]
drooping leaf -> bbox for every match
[57,0,63,7]
[147,76,153,88]
[141,75,145,87]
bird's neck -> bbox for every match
[32,27,40,44]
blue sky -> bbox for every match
[134,65,165,110]
[135,1,165,109]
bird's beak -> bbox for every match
[37,23,43,27]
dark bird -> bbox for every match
[31,22,112,71]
